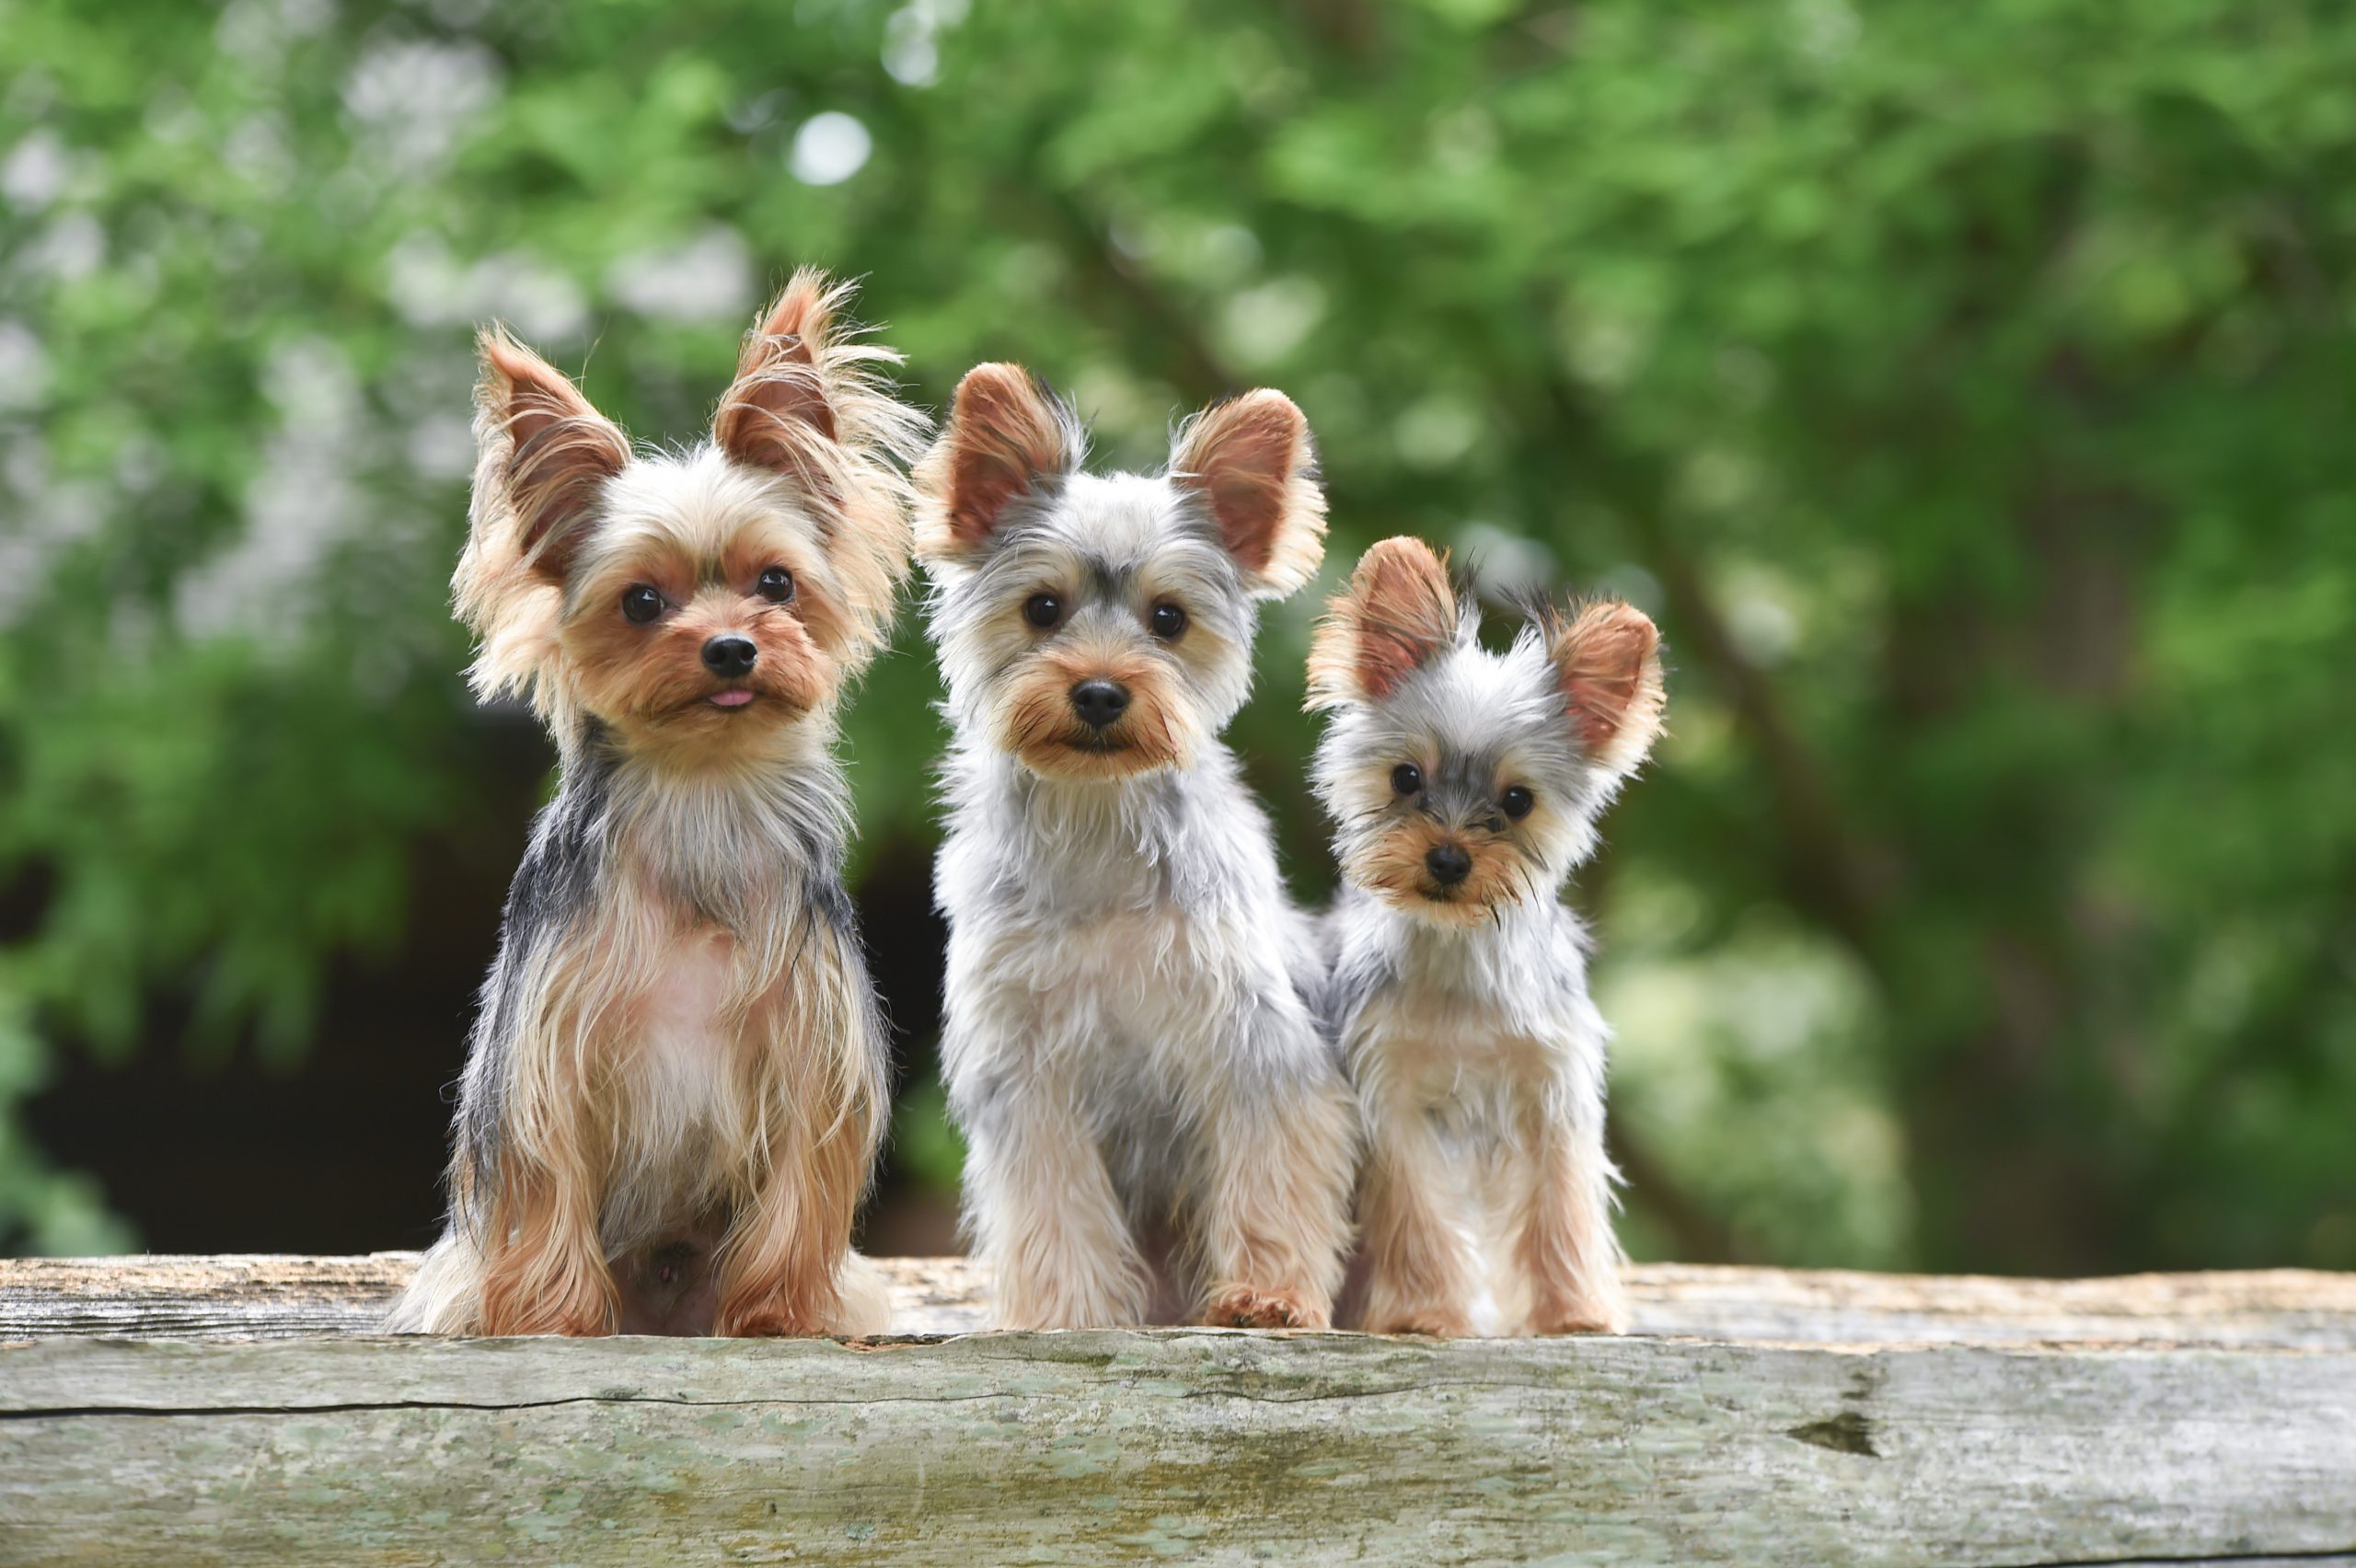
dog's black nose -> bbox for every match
[701,634,758,678]
[1426,845,1472,887]
[1069,679,1131,730]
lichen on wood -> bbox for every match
[1,1257,2351,1566]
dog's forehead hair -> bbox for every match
[1048,472,1172,564]
[981,471,1243,606]
[1381,638,1580,787]
[585,448,817,576]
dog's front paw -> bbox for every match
[1530,1302,1626,1337]
[715,1297,835,1339]
[1201,1285,1325,1330]
[1366,1307,1473,1337]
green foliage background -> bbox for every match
[4,0,2351,1269]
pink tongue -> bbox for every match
[710,690,753,708]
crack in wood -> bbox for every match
[0,1374,1598,1424]
[1784,1410,1879,1456]
[4,1260,2352,1566]
[1992,1550,2356,1567]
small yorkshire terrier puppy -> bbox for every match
[914,365,1357,1329]
[1311,536,1665,1336]
[387,271,923,1338]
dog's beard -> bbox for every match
[995,661,1196,780]
[1345,825,1533,927]
[563,617,836,764]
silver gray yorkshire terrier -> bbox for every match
[387,271,924,1338]
[1309,536,1665,1336]
[913,364,1357,1330]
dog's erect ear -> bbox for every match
[1547,599,1665,778]
[716,270,924,661]
[714,270,845,478]
[1307,536,1460,709]
[913,363,1082,562]
[474,329,630,583]
[1169,389,1325,597]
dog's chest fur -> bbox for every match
[937,749,1314,1108]
[947,746,1288,928]
[1330,891,1600,1123]
[614,928,741,1158]
[548,754,857,1249]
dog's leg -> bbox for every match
[713,1112,868,1338]
[478,1155,616,1336]
[1357,1090,1484,1336]
[964,1078,1145,1329]
[1512,1090,1628,1335]
[1195,1025,1355,1330]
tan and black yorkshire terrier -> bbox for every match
[1311,536,1665,1336]
[387,271,924,1338]
[914,364,1357,1329]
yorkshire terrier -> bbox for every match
[387,271,924,1338]
[1310,536,1665,1336]
[913,365,1357,1329]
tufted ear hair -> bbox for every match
[912,362,1084,563]
[1545,598,1666,779]
[469,328,631,589]
[1307,536,1461,709]
[715,269,854,477]
[446,329,631,704]
[714,269,926,659]
[1169,388,1325,598]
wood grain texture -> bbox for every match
[2,1257,2351,1565]
[0,1253,994,1340]
[6,1253,2355,1345]
[2,1329,2352,1566]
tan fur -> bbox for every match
[1307,535,1460,710]
[560,536,841,770]
[1168,389,1325,598]
[1343,816,1534,928]
[1513,1100,1631,1334]
[459,271,920,719]
[709,956,888,1337]
[448,795,889,1337]
[1194,1079,1359,1328]
[1350,1007,1627,1338]
[999,644,1198,780]
[453,331,634,702]
[710,269,921,659]
[912,362,1084,560]
[1314,552,1657,1341]
[396,271,916,1341]
[1546,600,1667,778]
[1357,1120,1483,1336]
[974,1082,1151,1329]
[477,1159,616,1337]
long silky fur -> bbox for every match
[455,269,925,724]
[389,271,919,1338]
[1311,541,1664,1336]
[913,369,1357,1330]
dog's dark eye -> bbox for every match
[756,566,794,604]
[621,584,664,624]
[1501,785,1535,820]
[1023,593,1063,629]
[1149,602,1188,640]
[1391,764,1423,797]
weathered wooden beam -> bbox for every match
[2,1258,2351,1566]
[3,1327,2352,1565]
[6,1253,2354,1345]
